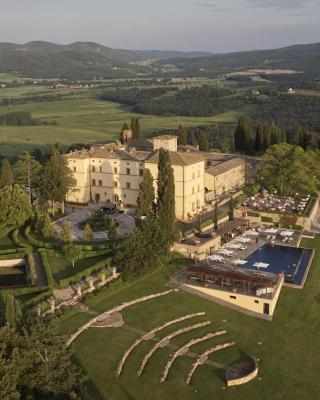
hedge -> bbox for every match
[247,211,260,217]
[0,251,26,260]
[57,257,112,288]
[292,224,303,231]
[22,289,52,309]
[12,229,31,248]
[25,226,58,249]
[0,248,25,255]
[261,216,274,223]
[0,284,48,297]
[38,249,54,288]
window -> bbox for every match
[99,180,102,186]
[230,295,237,300]
[126,168,131,175]
[92,165,96,172]
[192,202,195,211]
[114,167,118,174]
[73,166,76,172]
[198,170,200,177]
[92,179,96,186]
[99,166,102,172]
[139,169,143,176]
[254,300,259,304]
[192,187,195,194]
[126,182,131,189]
[114,181,118,188]
[198,185,200,192]
[192,172,195,179]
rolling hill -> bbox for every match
[0,41,211,79]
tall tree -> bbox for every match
[255,123,264,153]
[83,223,93,241]
[157,149,176,244]
[62,244,83,267]
[38,148,75,214]
[198,132,209,151]
[14,152,42,205]
[228,195,234,221]
[136,169,155,225]
[262,124,271,151]
[42,213,53,238]
[234,116,252,154]
[0,159,14,188]
[135,118,141,141]
[0,185,32,230]
[60,222,72,244]
[177,126,187,145]
[213,197,218,229]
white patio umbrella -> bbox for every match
[264,228,279,234]
[207,255,225,262]
[253,262,269,270]
[280,231,293,237]
[217,249,234,256]
[232,259,248,266]
[245,230,259,236]
[236,237,253,243]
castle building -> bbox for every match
[65,136,206,220]
[65,135,247,220]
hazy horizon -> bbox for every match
[1,0,320,53]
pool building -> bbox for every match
[171,240,315,320]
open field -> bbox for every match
[0,94,240,156]
[55,236,320,400]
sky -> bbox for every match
[0,0,319,52]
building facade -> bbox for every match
[65,136,206,220]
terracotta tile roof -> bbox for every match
[146,150,205,166]
[206,158,245,176]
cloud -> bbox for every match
[245,0,319,10]
[194,1,235,12]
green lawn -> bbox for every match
[0,92,240,156]
[47,253,109,281]
[55,236,320,400]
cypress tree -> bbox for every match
[60,222,72,244]
[83,223,93,241]
[199,133,209,151]
[136,169,155,226]
[213,199,218,229]
[255,123,264,153]
[157,149,175,244]
[135,118,141,141]
[131,117,137,139]
[177,126,187,145]
[42,213,53,238]
[234,116,252,154]
[263,124,271,151]
[228,195,234,221]
[0,159,14,188]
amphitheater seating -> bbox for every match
[185,341,235,384]
[160,330,226,383]
[115,311,206,377]
[66,289,179,348]
[137,320,211,376]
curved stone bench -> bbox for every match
[66,289,179,348]
[137,320,211,376]
[185,341,235,384]
[160,330,226,383]
[225,357,258,386]
[115,311,205,377]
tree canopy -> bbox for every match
[0,185,32,230]
[259,143,320,196]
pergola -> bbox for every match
[183,266,277,296]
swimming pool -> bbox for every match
[243,244,313,286]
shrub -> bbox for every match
[247,211,260,217]
[261,216,274,223]
[12,229,30,248]
[38,249,54,288]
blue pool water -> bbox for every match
[243,244,313,285]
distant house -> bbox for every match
[288,88,296,94]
